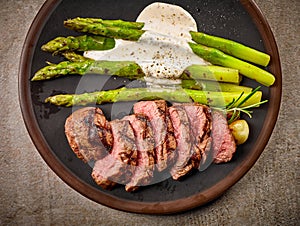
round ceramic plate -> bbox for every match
[19,0,281,214]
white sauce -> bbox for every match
[84,2,207,84]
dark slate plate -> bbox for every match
[19,0,281,214]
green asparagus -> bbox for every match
[88,61,144,79]
[32,56,241,84]
[63,53,240,85]
[181,80,252,92]
[189,42,275,87]
[45,87,262,108]
[31,61,92,81]
[64,18,145,41]
[190,31,270,67]
[63,52,241,84]
[62,52,93,62]
[181,65,240,84]
[70,17,144,30]
[41,35,115,54]
[31,60,144,81]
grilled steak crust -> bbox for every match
[181,103,212,170]
[168,105,193,180]
[64,107,112,162]
[133,100,176,172]
[211,110,236,163]
[94,108,113,152]
[123,114,156,192]
[91,119,138,189]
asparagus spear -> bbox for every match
[41,35,115,54]
[32,55,241,84]
[181,80,252,92]
[63,53,242,84]
[182,65,240,84]
[63,52,241,85]
[64,52,241,84]
[62,52,93,62]
[36,51,249,92]
[64,18,145,41]
[45,87,262,108]
[70,17,144,30]
[189,42,275,87]
[31,61,92,81]
[190,31,270,67]
[31,60,144,81]
[63,53,241,85]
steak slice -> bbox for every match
[64,107,112,162]
[181,103,212,170]
[211,110,236,163]
[168,105,193,180]
[133,100,177,172]
[123,114,156,192]
[91,157,118,190]
[91,119,138,190]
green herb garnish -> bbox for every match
[226,86,268,124]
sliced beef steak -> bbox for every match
[64,107,112,162]
[66,102,238,192]
[91,119,138,190]
[123,114,156,192]
[91,157,118,190]
[181,103,212,170]
[110,119,138,166]
[168,105,193,180]
[133,100,177,172]
[94,108,113,152]
[211,110,236,163]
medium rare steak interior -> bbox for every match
[168,105,193,180]
[123,114,156,192]
[211,111,236,163]
[65,101,237,192]
[180,103,212,171]
[92,119,138,190]
[133,100,177,172]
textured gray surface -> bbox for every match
[0,0,299,225]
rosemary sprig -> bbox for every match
[225,86,268,124]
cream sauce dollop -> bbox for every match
[84,2,207,84]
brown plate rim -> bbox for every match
[18,0,282,214]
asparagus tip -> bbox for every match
[44,97,50,103]
[31,75,41,81]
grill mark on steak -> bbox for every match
[91,119,138,189]
[133,100,176,172]
[181,103,213,170]
[110,120,138,166]
[168,105,193,180]
[64,107,112,162]
[123,114,156,192]
[94,108,113,152]
[211,110,236,163]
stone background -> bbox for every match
[0,0,299,225]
